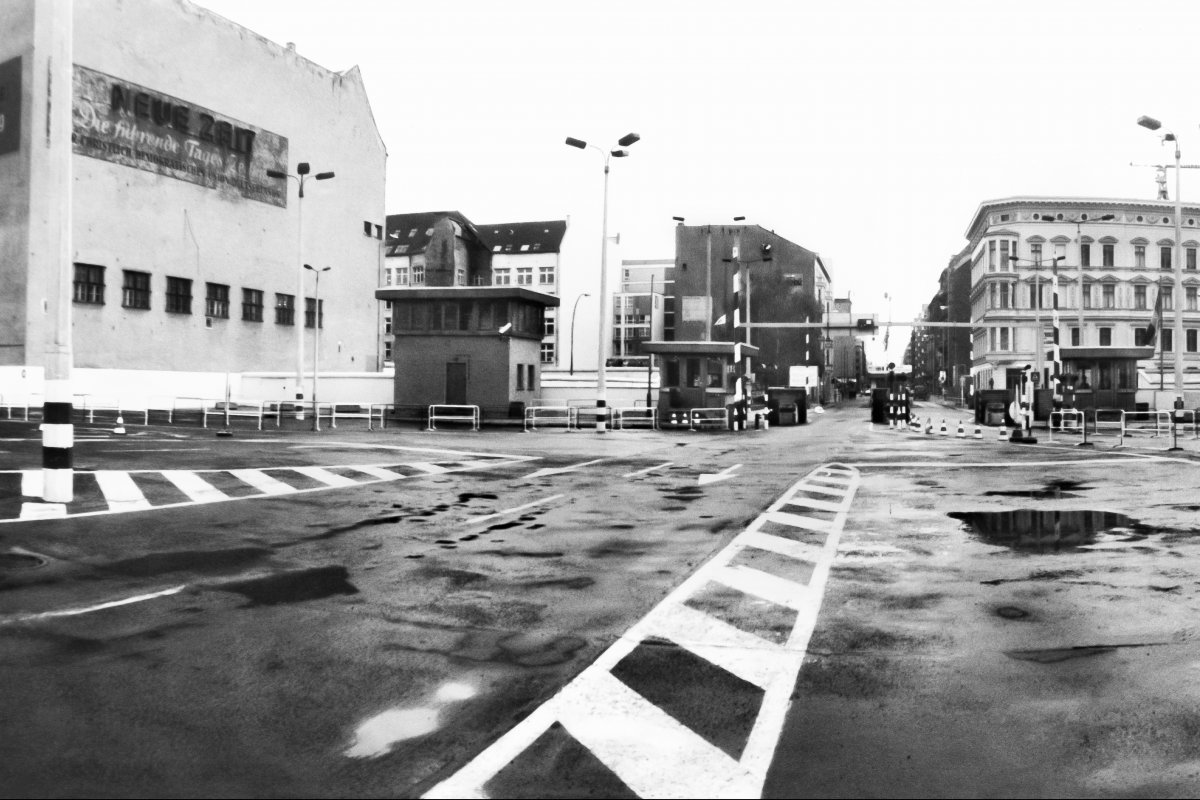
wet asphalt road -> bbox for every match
[2,408,1200,797]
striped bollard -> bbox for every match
[42,381,73,502]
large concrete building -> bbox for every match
[960,196,1200,409]
[0,0,387,399]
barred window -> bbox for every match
[305,297,323,329]
[122,271,150,309]
[165,277,192,314]
[242,288,263,322]
[72,263,105,305]
[275,293,295,325]
[205,282,230,319]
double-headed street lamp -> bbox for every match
[267,162,335,419]
[1137,115,1186,403]
[304,264,331,431]
[565,132,640,433]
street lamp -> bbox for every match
[1008,254,1065,386]
[267,162,335,420]
[1137,115,1186,403]
[568,292,590,375]
[565,131,640,433]
[304,264,331,431]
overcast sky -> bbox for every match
[197,0,1200,363]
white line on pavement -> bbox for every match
[466,494,565,524]
[94,471,152,512]
[623,462,673,478]
[0,584,187,625]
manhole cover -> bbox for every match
[0,551,48,571]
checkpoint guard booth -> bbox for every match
[642,341,760,429]
[1057,347,1152,412]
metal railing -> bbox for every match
[689,407,730,431]
[202,399,268,430]
[523,405,575,432]
[613,407,658,430]
[427,404,480,431]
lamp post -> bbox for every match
[938,304,950,396]
[304,265,330,431]
[267,162,335,420]
[565,132,640,433]
[1137,116,1186,403]
[568,292,590,375]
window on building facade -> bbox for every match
[305,298,324,329]
[1103,244,1115,267]
[1102,283,1115,309]
[242,289,263,322]
[1188,329,1198,353]
[165,277,192,314]
[516,363,525,391]
[456,266,466,286]
[122,271,150,309]
[383,340,393,361]
[999,240,1010,268]
[1071,327,1080,346]
[1164,329,1174,352]
[393,265,409,286]
[527,364,535,390]
[1080,243,1091,267]
[411,263,425,286]
[1030,243,1042,264]
[73,263,105,305]
[1134,284,1147,309]
[1188,286,1198,311]
[275,293,295,325]
[494,268,511,286]
[1099,327,1112,346]
[999,327,1010,351]
[516,267,533,286]
[1162,246,1173,270]
[988,240,996,271]
[999,283,1010,309]
[1135,245,1146,268]
[1135,326,1151,347]
[543,310,556,337]
[1164,286,1175,311]
[205,283,230,319]
[1189,247,1197,270]
[539,266,555,285]
[540,343,556,364]
[1083,283,1094,309]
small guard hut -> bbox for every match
[642,340,759,418]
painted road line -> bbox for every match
[521,458,608,481]
[739,530,824,562]
[162,470,230,504]
[467,494,565,525]
[645,601,788,690]
[290,466,360,487]
[0,584,187,625]
[558,670,759,798]
[228,469,298,496]
[94,471,152,512]
[19,502,67,520]
[791,482,846,497]
[763,509,834,531]
[424,463,860,800]
[407,462,451,475]
[346,465,408,481]
[622,461,673,478]
[713,564,809,610]
[846,458,1153,468]
[781,494,844,513]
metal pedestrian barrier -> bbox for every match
[1047,409,1084,443]
[315,402,393,430]
[427,404,480,431]
[613,407,659,430]
[689,407,730,431]
[1118,409,1171,447]
[524,405,575,432]
[202,399,267,430]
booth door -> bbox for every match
[446,362,467,405]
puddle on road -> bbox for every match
[218,565,358,605]
[948,509,1145,552]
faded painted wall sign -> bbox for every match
[71,64,288,206]
[0,56,20,156]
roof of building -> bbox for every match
[384,211,480,257]
[963,196,1200,243]
[374,285,560,306]
[476,220,568,254]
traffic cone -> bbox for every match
[973,423,984,439]
[113,415,126,435]
[924,417,934,435]
[998,424,1008,442]
[956,420,966,438]
[939,419,949,436]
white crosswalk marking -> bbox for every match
[290,466,359,487]
[162,470,229,503]
[228,469,297,496]
[94,471,152,512]
[347,465,407,481]
[782,495,843,513]
[423,463,860,800]
[20,470,42,498]
[408,462,450,474]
